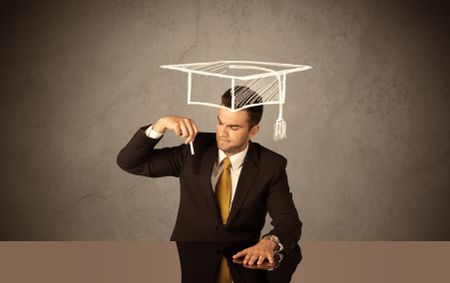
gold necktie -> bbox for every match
[215,157,232,283]
[217,256,231,283]
[215,157,232,224]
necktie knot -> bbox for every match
[222,157,231,170]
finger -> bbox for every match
[191,122,199,142]
[173,124,182,137]
[179,121,189,137]
[257,255,266,265]
[243,254,252,265]
[247,254,259,266]
[178,122,189,141]
[232,249,246,259]
[183,119,195,143]
[267,253,274,264]
[192,120,199,135]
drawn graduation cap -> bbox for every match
[160,60,312,153]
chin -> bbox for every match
[217,144,229,151]
[217,143,231,153]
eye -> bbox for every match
[230,126,239,131]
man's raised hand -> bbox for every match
[153,116,199,144]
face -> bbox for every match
[216,108,260,156]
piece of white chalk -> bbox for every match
[189,141,195,155]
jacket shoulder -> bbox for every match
[251,142,287,166]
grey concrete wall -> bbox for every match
[1,0,449,240]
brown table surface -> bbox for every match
[1,241,449,282]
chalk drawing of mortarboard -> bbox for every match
[160,60,312,141]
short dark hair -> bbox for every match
[221,86,263,129]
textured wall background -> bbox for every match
[1,0,449,240]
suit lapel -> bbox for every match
[197,142,222,222]
[227,141,259,225]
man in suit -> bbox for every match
[117,86,302,266]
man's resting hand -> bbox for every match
[232,238,277,266]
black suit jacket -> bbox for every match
[117,125,302,250]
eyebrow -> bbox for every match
[217,116,243,128]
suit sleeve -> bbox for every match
[116,125,188,177]
[262,158,302,251]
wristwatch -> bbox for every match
[263,235,282,251]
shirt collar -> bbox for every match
[217,143,249,170]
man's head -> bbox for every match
[216,86,264,156]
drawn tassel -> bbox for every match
[274,117,286,141]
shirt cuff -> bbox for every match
[145,125,164,139]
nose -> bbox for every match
[217,125,228,138]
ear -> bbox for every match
[248,124,260,139]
